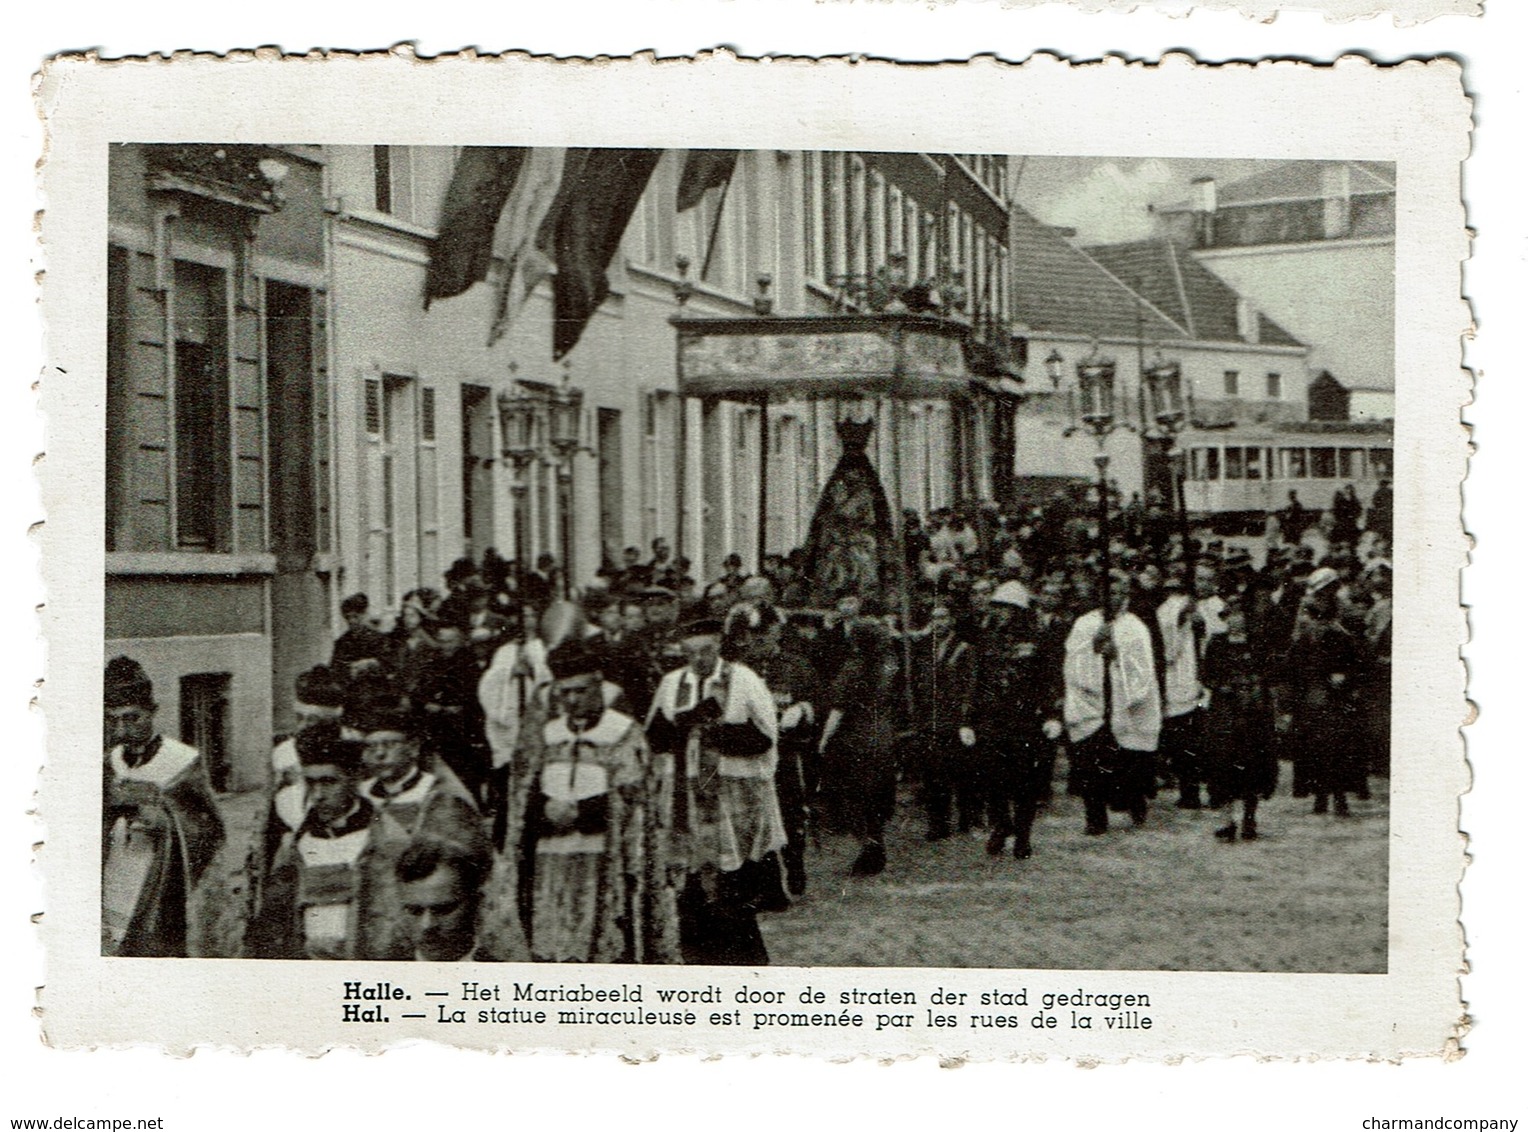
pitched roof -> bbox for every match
[1158,160,1395,212]
[1084,239,1304,349]
[1008,206,1188,341]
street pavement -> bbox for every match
[760,775,1388,972]
[199,766,1388,973]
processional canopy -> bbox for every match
[672,312,977,401]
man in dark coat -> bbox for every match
[1287,567,1363,816]
[330,593,392,677]
[413,621,491,805]
[973,582,1051,859]
[910,602,978,842]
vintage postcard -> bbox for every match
[35,51,1469,1058]
[843,0,1481,25]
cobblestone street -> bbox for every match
[202,766,1387,972]
[760,775,1389,972]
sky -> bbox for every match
[1010,156,1271,245]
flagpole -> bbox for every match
[699,172,734,283]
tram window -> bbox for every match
[1369,448,1393,478]
[1338,447,1365,479]
[1311,447,1337,478]
[1225,447,1245,480]
[1280,447,1307,478]
[1204,448,1220,480]
[1245,447,1264,480]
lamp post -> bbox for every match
[547,364,585,599]
[496,378,540,600]
[1076,354,1124,618]
[1144,356,1192,578]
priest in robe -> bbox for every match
[101,656,225,957]
[245,720,374,959]
[509,637,677,964]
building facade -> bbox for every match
[1149,161,1396,420]
[105,144,1016,790]
[1004,204,1313,511]
[105,144,334,789]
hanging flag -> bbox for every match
[487,147,568,346]
[677,149,739,213]
[423,147,528,307]
[551,147,662,360]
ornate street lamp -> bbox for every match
[1143,354,1194,581]
[547,366,586,598]
[497,374,542,598]
[1068,353,1133,621]
[547,382,584,462]
[1077,358,1118,430]
[1144,357,1185,430]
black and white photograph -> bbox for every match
[33,53,1470,1064]
[100,142,1396,972]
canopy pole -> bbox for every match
[889,396,916,721]
[675,394,687,565]
[756,393,769,575]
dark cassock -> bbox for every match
[101,657,225,957]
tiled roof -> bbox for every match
[1085,239,1304,349]
[1158,160,1395,212]
[1009,206,1188,341]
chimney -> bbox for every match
[1190,176,1217,246]
[1321,162,1353,240]
[1237,298,1260,344]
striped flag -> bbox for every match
[486,147,568,346]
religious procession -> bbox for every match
[101,145,1395,969]
[103,470,1393,965]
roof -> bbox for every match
[1158,161,1395,212]
[1008,205,1188,342]
[1084,239,1304,349]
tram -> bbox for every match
[1179,420,1393,533]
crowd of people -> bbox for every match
[101,478,1392,966]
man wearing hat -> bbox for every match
[974,581,1051,859]
[102,656,225,957]
[1287,566,1362,816]
[350,700,487,960]
[606,585,682,721]
[245,721,374,959]
[647,615,783,965]
[248,664,348,912]
[506,636,676,963]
